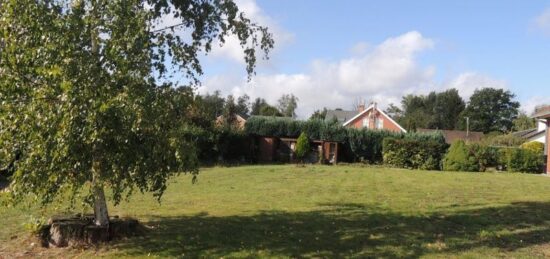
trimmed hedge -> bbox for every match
[441,140,544,173]
[383,138,448,170]
[193,127,251,164]
[245,116,446,163]
[500,147,544,173]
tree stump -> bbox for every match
[39,214,141,248]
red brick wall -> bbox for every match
[347,110,403,133]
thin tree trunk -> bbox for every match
[89,1,109,228]
[92,166,109,227]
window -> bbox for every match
[376,118,384,129]
[362,118,370,128]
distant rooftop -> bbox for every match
[325,109,358,123]
[417,128,484,144]
[533,104,550,119]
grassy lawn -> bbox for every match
[3,165,550,258]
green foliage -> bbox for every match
[22,215,47,235]
[520,142,544,154]
[309,108,328,120]
[295,132,310,161]
[399,88,465,131]
[383,138,448,170]
[513,112,536,131]
[483,133,526,147]
[459,88,520,133]
[501,148,544,173]
[443,141,480,172]
[0,0,273,213]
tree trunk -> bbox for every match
[89,1,109,228]
[92,166,109,227]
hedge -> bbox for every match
[383,138,448,170]
[192,127,251,164]
[500,147,544,173]
[245,116,446,163]
[441,140,545,173]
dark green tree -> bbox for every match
[199,91,226,121]
[399,89,465,131]
[309,108,328,120]
[0,0,272,226]
[431,89,465,130]
[222,95,238,127]
[459,88,520,133]
[236,94,250,116]
[251,98,268,115]
[384,103,403,122]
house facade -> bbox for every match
[533,105,550,174]
[326,103,406,133]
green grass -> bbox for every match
[3,165,550,258]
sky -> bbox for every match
[192,0,550,118]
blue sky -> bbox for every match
[197,0,550,118]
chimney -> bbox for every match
[357,98,366,112]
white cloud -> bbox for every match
[522,96,550,115]
[532,7,550,35]
[443,72,508,100]
[201,31,439,117]
[209,0,294,64]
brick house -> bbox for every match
[533,105,550,174]
[326,103,406,133]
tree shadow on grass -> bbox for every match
[112,202,550,258]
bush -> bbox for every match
[443,140,479,172]
[468,143,500,172]
[502,148,544,173]
[383,138,448,170]
[295,132,310,162]
[520,142,544,154]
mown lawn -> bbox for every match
[3,165,550,258]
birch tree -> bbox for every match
[0,0,273,226]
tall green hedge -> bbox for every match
[500,147,544,173]
[245,116,446,163]
[383,138,448,170]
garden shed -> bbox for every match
[254,136,340,164]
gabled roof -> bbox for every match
[512,128,545,140]
[341,104,407,133]
[325,110,359,123]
